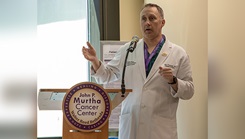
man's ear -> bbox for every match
[162,19,166,27]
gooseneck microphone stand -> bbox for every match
[121,44,136,97]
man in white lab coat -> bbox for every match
[82,3,194,139]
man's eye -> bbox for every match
[149,17,155,21]
[142,17,146,21]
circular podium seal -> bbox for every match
[62,82,111,132]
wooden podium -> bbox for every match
[40,84,132,139]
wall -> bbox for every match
[119,0,144,41]
[208,0,245,138]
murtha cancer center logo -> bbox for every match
[63,82,111,132]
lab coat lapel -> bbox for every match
[144,40,172,84]
[136,40,147,81]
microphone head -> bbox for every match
[132,35,139,42]
[128,35,139,52]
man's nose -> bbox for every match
[145,19,150,25]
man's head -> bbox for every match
[140,3,165,40]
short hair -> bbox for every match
[142,3,164,19]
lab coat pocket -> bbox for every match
[119,113,135,139]
[151,115,177,139]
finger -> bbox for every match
[159,67,173,76]
[82,46,86,51]
[159,67,172,75]
[82,46,88,54]
[159,67,172,71]
[86,42,95,50]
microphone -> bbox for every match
[127,35,139,52]
[121,35,139,97]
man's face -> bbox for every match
[140,6,165,40]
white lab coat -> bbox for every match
[92,38,194,139]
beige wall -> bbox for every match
[208,0,245,139]
[120,0,208,139]
[119,0,144,41]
